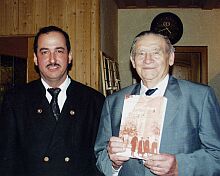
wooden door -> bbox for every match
[27,37,39,82]
[170,46,208,84]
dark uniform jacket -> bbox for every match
[0,78,105,176]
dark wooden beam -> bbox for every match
[113,0,126,9]
[136,0,147,8]
[178,0,192,8]
[114,0,220,9]
[202,0,218,9]
[125,0,137,8]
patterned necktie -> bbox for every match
[47,88,61,120]
[145,88,158,96]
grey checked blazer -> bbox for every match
[95,76,220,176]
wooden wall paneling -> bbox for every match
[4,0,19,35]
[0,0,6,34]
[65,0,77,81]
[91,0,100,89]
[75,0,87,84]
[0,0,101,91]
[62,0,71,30]
[33,0,48,32]
[47,0,60,26]
[47,0,66,28]
[84,0,92,86]
[18,0,34,34]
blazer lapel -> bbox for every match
[163,76,183,127]
[131,84,141,95]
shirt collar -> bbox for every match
[140,74,169,96]
[41,76,71,92]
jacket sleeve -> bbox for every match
[176,87,220,175]
[0,92,24,176]
[94,97,114,176]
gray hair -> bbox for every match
[130,31,175,58]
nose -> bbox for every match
[143,53,153,64]
[49,52,57,63]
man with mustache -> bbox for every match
[0,26,105,176]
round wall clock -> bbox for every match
[150,12,183,45]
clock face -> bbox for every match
[150,12,183,45]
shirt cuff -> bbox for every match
[112,165,122,176]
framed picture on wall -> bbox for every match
[100,51,121,96]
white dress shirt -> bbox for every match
[139,74,169,97]
[41,76,71,111]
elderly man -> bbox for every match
[94,31,220,176]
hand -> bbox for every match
[107,136,130,169]
[144,153,178,176]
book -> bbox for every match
[117,95,167,159]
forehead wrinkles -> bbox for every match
[135,36,167,53]
[136,45,161,52]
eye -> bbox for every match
[57,49,64,53]
[55,49,65,54]
[136,51,146,57]
[153,51,160,55]
[151,50,161,56]
[139,51,145,56]
[41,50,49,55]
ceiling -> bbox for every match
[114,0,220,10]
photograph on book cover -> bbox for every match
[117,95,167,160]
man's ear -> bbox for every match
[130,55,136,68]
[68,51,73,64]
[169,52,175,66]
[34,53,38,66]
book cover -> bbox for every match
[117,95,167,159]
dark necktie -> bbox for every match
[145,88,158,96]
[47,88,61,120]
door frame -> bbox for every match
[174,46,208,84]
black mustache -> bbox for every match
[46,63,60,67]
